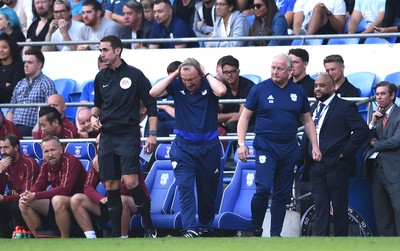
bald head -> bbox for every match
[47,94,66,116]
[314,73,335,102]
[77,108,93,133]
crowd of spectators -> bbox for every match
[2,0,398,50]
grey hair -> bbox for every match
[179,58,203,76]
[273,53,292,68]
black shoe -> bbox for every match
[144,229,157,238]
[181,230,199,238]
[199,229,214,237]
[253,229,263,237]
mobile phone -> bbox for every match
[374,26,380,31]
[378,108,386,118]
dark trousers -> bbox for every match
[251,139,299,237]
[310,161,350,236]
[171,137,221,232]
[0,201,25,238]
[371,162,400,236]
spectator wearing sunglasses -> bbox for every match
[249,0,290,46]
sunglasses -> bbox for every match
[252,3,265,10]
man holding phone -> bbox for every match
[364,81,400,236]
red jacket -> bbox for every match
[0,154,40,203]
[31,153,87,199]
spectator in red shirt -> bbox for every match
[19,136,87,238]
[34,106,78,139]
[33,94,78,138]
[0,133,40,238]
[0,112,23,139]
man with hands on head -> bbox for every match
[150,58,226,237]
[90,35,157,238]
[237,53,322,237]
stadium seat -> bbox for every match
[305,39,324,45]
[20,141,43,162]
[64,92,82,123]
[53,78,77,102]
[384,71,400,86]
[242,74,261,84]
[213,160,256,231]
[64,142,96,172]
[383,71,400,97]
[370,71,400,96]
[363,37,391,44]
[327,38,360,45]
[346,72,376,97]
[291,38,324,46]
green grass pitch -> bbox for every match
[1,237,400,251]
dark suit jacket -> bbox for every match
[302,95,369,181]
[363,104,400,183]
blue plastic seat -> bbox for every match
[20,141,43,160]
[363,37,391,44]
[327,38,360,45]
[53,78,77,102]
[213,160,256,231]
[242,74,261,85]
[346,72,376,97]
[64,142,96,172]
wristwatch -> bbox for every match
[148,130,157,136]
[237,143,245,148]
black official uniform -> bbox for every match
[93,59,157,179]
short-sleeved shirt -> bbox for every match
[221,76,254,114]
[336,78,360,98]
[50,20,85,51]
[354,0,385,28]
[166,77,219,142]
[293,0,346,29]
[9,72,57,127]
[80,80,95,102]
[0,155,40,203]
[149,16,199,48]
[93,60,157,136]
[77,18,121,50]
[105,0,127,16]
[276,0,296,14]
[30,153,87,200]
[294,74,315,97]
[245,78,310,137]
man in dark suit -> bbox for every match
[302,73,369,236]
[363,81,400,236]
